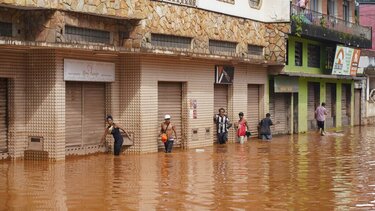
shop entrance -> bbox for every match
[269,85,291,135]
[0,78,8,152]
[158,82,183,148]
[214,84,228,143]
[65,82,106,147]
[247,85,261,137]
[326,83,337,128]
[342,84,352,126]
[308,82,320,130]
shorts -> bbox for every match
[317,121,325,129]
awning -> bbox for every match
[279,72,366,80]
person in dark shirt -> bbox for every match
[259,113,274,141]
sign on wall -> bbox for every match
[332,46,361,76]
[215,65,234,84]
[274,76,299,93]
[64,59,115,82]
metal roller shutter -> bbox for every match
[214,84,228,142]
[66,82,83,147]
[325,83,336,128]
[342,84,350,126]
[158,82,182,147]
[214,84,228,114]
[66,82,106,147]
[274,93,289,134]
[83,83,106,145]
[247,85,260,137]
[0,78,7,152]
[308,82,320,130]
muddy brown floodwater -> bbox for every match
[1,126,375,210]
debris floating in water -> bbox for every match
[195,149,205,152]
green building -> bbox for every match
[270,2,372,134]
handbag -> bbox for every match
[246,131,251,137]
[161,123,170,143]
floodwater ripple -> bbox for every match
[1,126,375,210]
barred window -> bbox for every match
[249,0,262,9]
[65,25,110,44]
[217,0,235,4]
[209,40,237,54]
[0,22,12,37]
[248,45,264,56]
[155,0,196,7]
[151,33,192,49]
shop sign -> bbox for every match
[332,46,361,76]
[189,99,198,119]
[64,59,115,82]
[274,76,299,93]
[215,65,234,84]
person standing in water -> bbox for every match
[315,102,328,136]
[101,115,130,156]
[160,114,178,153]
[235,112,249,144]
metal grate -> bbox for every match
[295,42,303,66]
[308,44,320,68]
[209,40,237,54]
[217,0,235,4]
[151,33,192,49]
[248,45,264,56]
[249,0,261,8]
[154,0,196,7]
[65,25,110,44]
[0,22,12,37]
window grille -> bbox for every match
[217,0,235,4]
[209,40,237,54]
[151,33,192,49]
[0,22,12,37]
[155,0,196,7]
[65,25,110,44]
[308,44,320,68]
[248,45,264,56]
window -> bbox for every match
[308,44,320,68]
[209,40,237,54]
[65,26,110,44]
[248,45,264,57]
[325,47,335,70]
[309,0,319,11]
[0,22,12,37]
[295,42,303,66]
[151,34,192,49]
[218,0,235,4]
[343,0,349,22]
[327,0,335,16]
[249,0,261,9]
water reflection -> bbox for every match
[1,126,375,210]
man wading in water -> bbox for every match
[160,114,178,153]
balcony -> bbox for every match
[290,4,372,48]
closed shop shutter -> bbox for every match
[82,83,106,145]
[66,82,106,147]
[158,82,182,147]
[0,78,7,152]
[247,85,260,137]
[325,83,336,128]
[269,86,289,135]
[66,82,83,147]
[214,84,228,115]
[214,84,228,142]
[308,82,320,130]
[342,84,350,126]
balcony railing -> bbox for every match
[291,4,372,41]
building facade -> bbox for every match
[0,0,290,160]
[270,0,372,134]
[358,1,375,124]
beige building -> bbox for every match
[0,0,289,160]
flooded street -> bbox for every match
[1,126,375,210]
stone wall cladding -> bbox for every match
[0,0,146,19]
[139,1,288,63]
